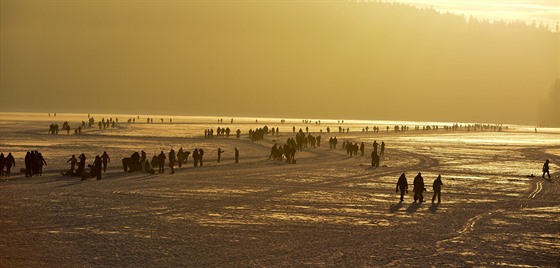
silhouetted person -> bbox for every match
[150,155,159,170]
[0,153,4,177]
[199,149,204,166]
[77,154,86,179]
[94,155,102,180]
[413,172,425,203]
[158,151,166,174]
[5,153,15,176]
[140,150,147,166]
[65,155,77,175]
[432,175,443,203]
[177,148,184,168]
[193,149,199,167]
[32,151,40,176]
[371,151,380,167]
[24,152,33,178]
[129,152,140,172]
[144,160,154,174]
[235,148,239,163]
[168,149,175,174]
[396,173,408,201]
[359,142,365,156]
[380,141,385,156]
[36,153,47,176]
[101,151,110,172]
[542,159,550,179]
[217,148,224,162]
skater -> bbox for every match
[217,148,224,162]
[396,173,408,201]
[542,159,551,179]
[432,175,443,203]
[235,148,239,163]
[168,149,175,174]
[413,172,425,203]
[101,151,110,172]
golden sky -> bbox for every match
[0,1,557,124]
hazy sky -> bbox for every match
[0,1,558,124]
[389,0,559,29]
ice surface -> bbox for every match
[0,112,559,266]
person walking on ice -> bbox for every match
[168,149,176,174]
[413,172,425,203]
[101,151,110,172]
[542,159,551,179]
[217,148,224,162]
[158,151,166,174]
[432,175,443,203]
[396,173,408,202]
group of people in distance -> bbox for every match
[60,147,241,179]
[24,151,47,177]
[269,141,297,163]
[48,116,119,137]
[396,172,443,203]
[120,147,240,175]
[337,139,385,167]
[205,128,242,139]
[62,151,110,180]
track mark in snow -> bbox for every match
[528,181,543,199]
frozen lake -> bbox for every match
[1,112,559,266]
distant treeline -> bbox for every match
[0,1,557,125]
[538,80,560,127]
[308,2,558,124]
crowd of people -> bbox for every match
[269,141,297,164]
[204,128,242,139]
[2,147,552,207]
[6,117,550,209]
[48,116,120,136]
[334,139,386,167]
[118,147,241,175]
[62,152,107,180]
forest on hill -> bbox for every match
[1,2,558,125]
